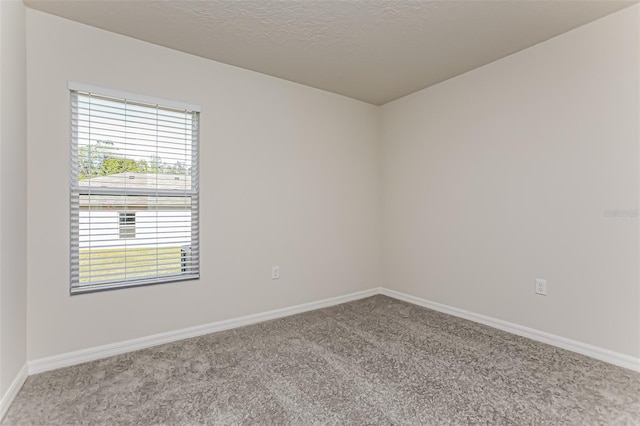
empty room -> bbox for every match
[1,0,639,424]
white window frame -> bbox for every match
[69,82,200,294]
[118,212,136,239]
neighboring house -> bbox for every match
[78,172,193,249]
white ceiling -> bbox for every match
[24,0,636,105]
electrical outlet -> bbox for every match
[535,279,547,295]
[271,266,280,280]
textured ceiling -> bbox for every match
[25,0,636,105]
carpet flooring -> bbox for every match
[4,295,640,425]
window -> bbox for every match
[118,212,136,239]
[70,83,200,294]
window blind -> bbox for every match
[70,86,200,294]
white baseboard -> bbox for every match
[28,288,380,375]
[27,286,640,377]
[0,363,28,422]
[380,288,640,373]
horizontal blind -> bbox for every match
[70,89,200,294]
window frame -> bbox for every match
[69,82,200,294]
[118,212,136,239]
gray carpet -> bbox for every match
[4,295,640,425]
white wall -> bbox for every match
[0,0,28,395]
[25,4,640,363]
[381,5,640,357]
[26,9,381,360]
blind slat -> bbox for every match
[70,88,200,294]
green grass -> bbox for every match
[79,246,184,284]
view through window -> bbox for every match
[70,84,200,294]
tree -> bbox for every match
[173,161,186,175]
[77,141,189,179]
[148,155,165,174]
[164,161,187,175]
[100,157,141,176]
[77,140,114,179]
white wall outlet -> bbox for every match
[535,279,547,295]
[271,266,280,280]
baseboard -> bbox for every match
[0,363,28,422]
[380,288,640,373]
[27,286,640,376]
[28,287,380,375]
